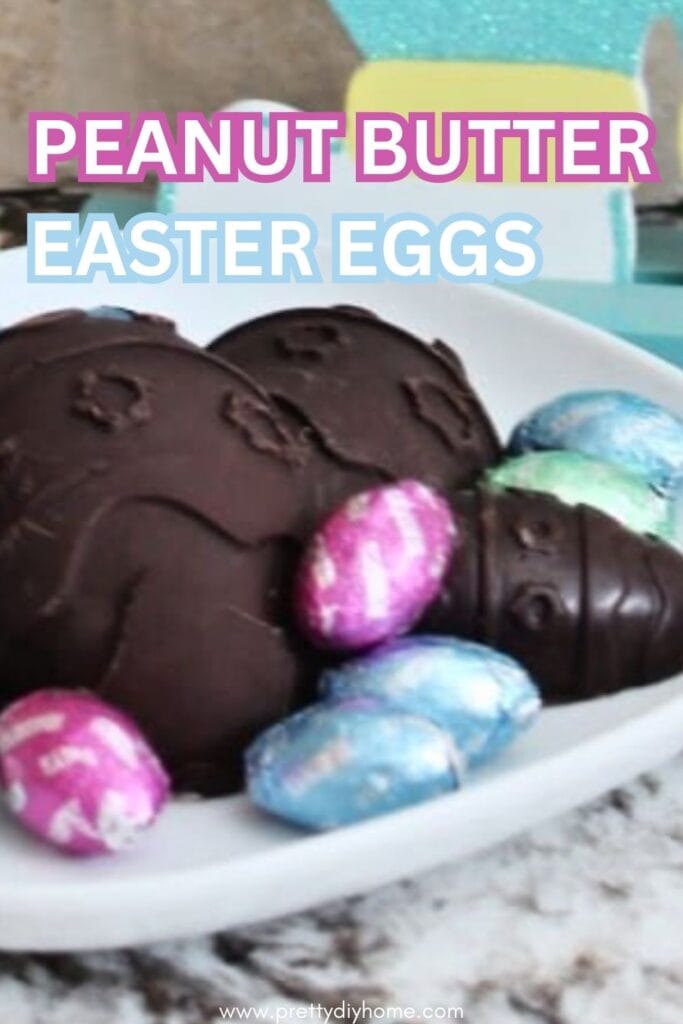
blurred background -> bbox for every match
[0,0,681,201]
[0,1,681,354]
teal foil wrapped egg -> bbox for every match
[245,697,461,830]
[321,637,540,767]
[486,451,675,541]
[509,390,683,496]
[87,306,136,320]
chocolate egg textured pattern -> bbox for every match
[209,306,501,500]
[422,489,683,702]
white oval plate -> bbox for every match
[0,245,682,952]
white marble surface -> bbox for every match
[2,754,683,1023]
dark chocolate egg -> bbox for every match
[209,306,501,494]
[422,488,683,702]
[0,329,330,793]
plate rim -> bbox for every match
[0,256,682,949]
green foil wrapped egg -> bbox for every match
[485,451,675,541]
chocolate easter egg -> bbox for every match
[486,451,675,540]
[295,481,458,650]
[422,489,683,702]
[246,697,461,829]
[0,331,327,794]
[321,636,540,766]
[0,690,169,855]
[209,306,501,495]
[509,390,683,495]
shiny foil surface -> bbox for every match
[0,690,169,856]
[246,697,462,830]
[509,390,683,496]
[321,636,541,767]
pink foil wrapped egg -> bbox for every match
[0,690,170,856]
[295,480,459,650]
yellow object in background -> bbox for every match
[346,61,644,184]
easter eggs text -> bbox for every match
[28,212,541,283]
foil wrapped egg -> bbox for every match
[321,636,540,767]
[486,450,675,541]
[86,306,136,320]
[246,697,462,829]
[0,690,169,856]
[509,390,683,495]
[294,480,458,650]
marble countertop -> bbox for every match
[2,754,682,1024]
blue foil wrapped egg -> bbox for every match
[509,390,683,495]
[245,697,461,830]
[86,306,136,320]
[321,637,540,767]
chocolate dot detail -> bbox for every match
[508,583,566,632]
[71,370,153,433]
[512,515,563,554]
[276,322,346,360]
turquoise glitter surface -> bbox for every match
[328,0,683,73]
[609,191,634,284]
[156,181,176,214]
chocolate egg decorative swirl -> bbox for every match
[209,305,501,493]
[422,488,683,702]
